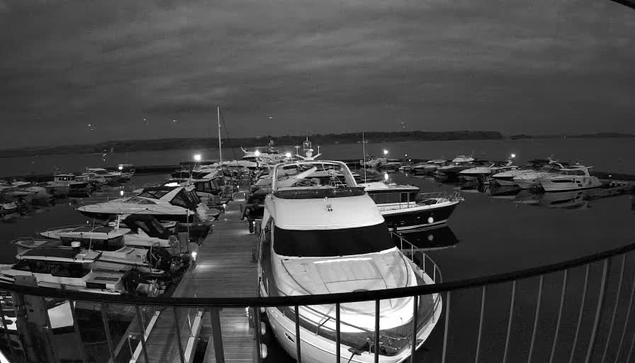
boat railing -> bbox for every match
[3,240,635,363]
[392,232,443,284]
[383,191,463,211]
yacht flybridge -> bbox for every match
[77,185,211,223]
[258,160,442,363]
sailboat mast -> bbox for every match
[217,106,222,163]
[362,132,367,183]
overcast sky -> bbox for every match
[1,0,634,148]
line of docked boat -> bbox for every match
[0,164,136,222]
[401,155,608,193]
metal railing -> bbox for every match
[2,240,635,363]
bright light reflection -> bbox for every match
[285,152,292,158]
[254,150,261,157]
[383,149,389,155]
[511,153,516,158]
[193,154,202,162]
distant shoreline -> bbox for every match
[0,131,632,159]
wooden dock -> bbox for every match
[119,193,259,363]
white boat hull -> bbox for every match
[539,177,602,192]
[265,296,441,363]
[263,270,442,363]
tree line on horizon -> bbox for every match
[0,131,502,158]
[0,130,632,158]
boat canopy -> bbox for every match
[123,215,172,239]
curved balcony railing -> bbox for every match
[1,240,635,363]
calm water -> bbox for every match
[1,157,634,362]
[2,137,635,177]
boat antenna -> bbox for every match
[362,132,367,183]
[217,106,222,164]
[218,108,238,164]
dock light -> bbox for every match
[254,150,261,157]
[191,251,198,261]
[118,165,123,171]
[119,190,124,196]
[510,153,516,159]
[193,154,202,162]
[260,344,268,359]
[285,152,291,158]
[383,149,389,156]
[384,173,389,181]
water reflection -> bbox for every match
[394,226,459,250]
[455,181,597,211]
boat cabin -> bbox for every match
[362,183,420,205]
[53,174,78,182]
[12,248,99,278]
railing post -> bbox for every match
[210,307,225,363]
[601,254,626,363]
[68,300,88,363]
[100,303,116,363]
[502,280,517,363]
[549,269,569,363]
[441,291,451,363]
[134,305,150,363]
[410,295,419,363]
[584,258,612,363]
[374,299,380,363]
[294,305,302,363]
[255,307,263,363]
[614,270,635,363]
[335,303,341,363]
[474,286,487,363]
[569,264,591,363]
[172,307,186,363]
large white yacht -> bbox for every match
[490,158,552,186]
[258,160,442,363]
[77,185,211,223]
[539,165,601,192]
[512,160,569,189]
[459,160,516,181]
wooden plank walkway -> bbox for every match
[130,192,259,363]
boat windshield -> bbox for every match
[139,188,173,199]
[169,189,198,210]
[124,216,170,238]
[273,222,394,257]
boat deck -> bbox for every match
[118,193,259,363]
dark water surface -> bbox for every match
[1,168,634,362]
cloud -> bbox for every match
[0,0,634,147]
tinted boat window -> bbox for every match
[273,223,394,257]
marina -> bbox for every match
[1,140,635,362]
[2,0,635,360]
